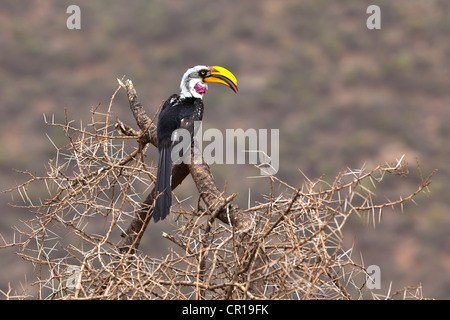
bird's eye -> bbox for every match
[199,70,207,77]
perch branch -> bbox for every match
[117,79,250,253]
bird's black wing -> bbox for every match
[153,97,204,222]
[153,137,172,222]
[153,95,179,222]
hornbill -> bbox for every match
[153,65,238,222]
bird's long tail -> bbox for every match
[153,143,172,222]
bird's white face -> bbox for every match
[179,65,238,99]
[180,65,209,99]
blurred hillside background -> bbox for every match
[0,0,449,299]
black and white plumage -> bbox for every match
[153,65,238,222]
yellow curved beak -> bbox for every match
[204,66,238,93]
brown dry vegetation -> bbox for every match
[0,79,434,299]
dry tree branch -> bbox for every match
[0,78,435,300]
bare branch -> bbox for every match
[0,79,433,300]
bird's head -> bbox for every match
[180,65,238,99]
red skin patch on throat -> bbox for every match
[194,82,207,95]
